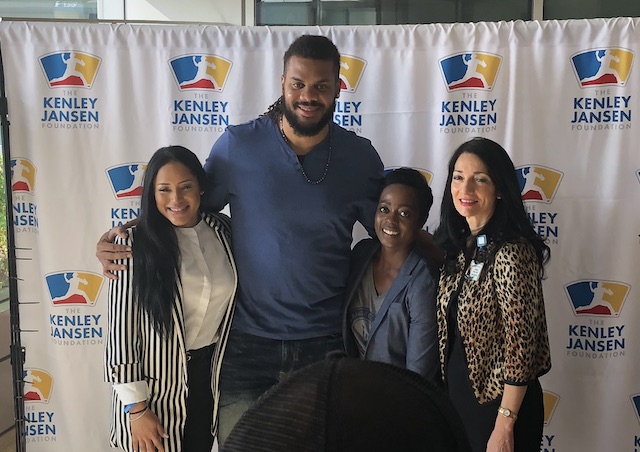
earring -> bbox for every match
[497,195,502,200]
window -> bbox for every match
[256,0,532,26]
[0,0,97,20]
[543,0,640,20]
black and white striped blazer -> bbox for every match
[104,212,236,452]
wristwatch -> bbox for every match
[498,406,518,420]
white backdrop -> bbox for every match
[0,19,638,451]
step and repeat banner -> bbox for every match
[0,19,638,451]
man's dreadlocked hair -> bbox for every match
[262,35,340,122]
[262,96,284,121]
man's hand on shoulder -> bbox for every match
[417,230,445,266]
[96,221,136,280]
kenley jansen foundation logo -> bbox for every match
[339,55,367,93]
[439,52,502,92]
[335,55,367,132]
[516,165,563,204]
[570,48,633,131]
[169,54,232,131]
[571,48,634,88]
[39,51,101,89]
[11,158,37,194]
[24,368,57,442]
[107,163,144,227]
[106,163,147,199]
[438,51,502,134]
[169,54,232,92]
[45,271,104,306]
[517,165,563,243]
[565,280,630,360]
[24,368,54,403]
[39,50,101,127]
[11,158,39,234]
[565,280,629,317]
[541,391,560,450]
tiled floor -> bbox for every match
[0,428,15,452]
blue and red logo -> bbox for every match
[516,165,563,203]
[11,158,37,194]
[439,52,502,91]
[106,163,147,199]
[339,55,367,93]
[39,51,101,89]
[565,280,630,317]
[571,48,634,88]
[45,271,104,306]
[169,54,232,92]
[24,368,54,403]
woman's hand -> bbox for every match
[130,408,168,452]
[486,415,515,452]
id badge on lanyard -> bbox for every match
[465,234,487,282]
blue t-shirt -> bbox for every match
[203,115,383,340]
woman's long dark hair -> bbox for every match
[433,137,550,276]
[132,145,207,336]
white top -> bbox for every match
[177,219,235,350]
[113,218,235,406]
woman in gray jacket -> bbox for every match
[343,167,439,384]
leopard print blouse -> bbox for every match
[437,240,551,404]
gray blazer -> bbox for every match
[342,238,439,384]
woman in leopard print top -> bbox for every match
[434,138,551,452]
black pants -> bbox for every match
[183,344,215,452]
[447,334,543,452]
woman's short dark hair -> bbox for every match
[382,167,433,228]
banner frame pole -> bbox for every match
[0,44,26,452]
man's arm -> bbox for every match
[416,230,445,267]
[202,130,232,212]
[95,220,137,280]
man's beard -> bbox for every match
[281,99,335,137]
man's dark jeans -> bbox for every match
[217,329,344,444]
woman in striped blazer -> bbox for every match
[104,146,237,452]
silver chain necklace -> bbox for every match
[279,115,332,185]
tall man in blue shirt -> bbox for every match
[203,35,384,442]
